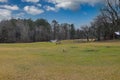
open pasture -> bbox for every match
[0,41,120,80]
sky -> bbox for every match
[0,0,104,28]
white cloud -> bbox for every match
[45,6,57,11]
[24,6,44,15]
[56,1,80,10]
[0,5,19,10]
[14,12,25,19]
[0,9,11,21]
[46,0,103,10]
[37,4,42,7]
[22,0,39,3]
[0,0,7,3]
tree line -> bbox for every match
[0,0,120,43]
[0,19,78,43]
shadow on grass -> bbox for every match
[84,49,99,52]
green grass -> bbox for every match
[0,41,120,80]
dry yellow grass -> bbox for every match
[0,41,120,80]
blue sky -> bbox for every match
[0,0,104,28]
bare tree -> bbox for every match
[101,0,120,39]
[81,25,90,42]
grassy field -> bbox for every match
[0,40,120,80]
